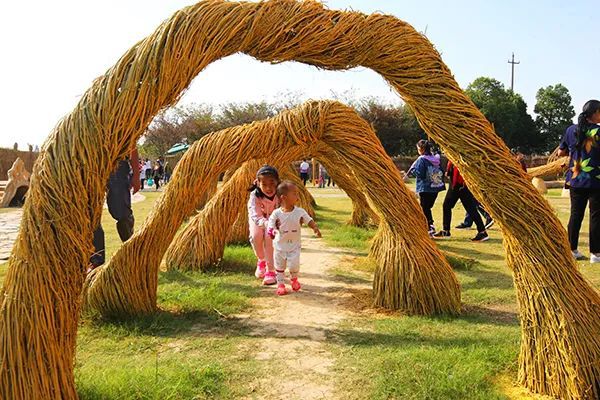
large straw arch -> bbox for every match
[0,1,598,398]
[85,101,460,318]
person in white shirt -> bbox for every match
[299,159,310,186]
[267,181,321,296]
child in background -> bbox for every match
[268,181,321,296]
[248,165,280,285]
[407,140,446,235]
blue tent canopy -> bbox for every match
[166,143,189,155]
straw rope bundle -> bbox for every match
[0,0,597,397]
[527,156,568,178]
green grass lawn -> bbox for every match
[311,185,599,400]
[0,185,599,399]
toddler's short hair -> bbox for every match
[277,180,296,197]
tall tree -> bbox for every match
[534,84,575,151]
[466,77,542,153]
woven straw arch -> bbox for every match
[0,1,598,398]
[85,101,460,318]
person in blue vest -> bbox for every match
[558,100,600,262]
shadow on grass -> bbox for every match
[438,243,506,262]
[459,268,515,291]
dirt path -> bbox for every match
[238,231,369,400]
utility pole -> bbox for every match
[507,52,520,92]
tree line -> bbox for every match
[140,78,576,159]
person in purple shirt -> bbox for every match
[558,100,600,262]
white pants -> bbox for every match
[274,245,301,274]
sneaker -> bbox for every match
[262,271,277,285]
[291,277,301,292]
[254,260,266,279]
[572,250,586,260]
[484,218,495,230]
[455,223,471,230]
[428,225,436,235]
[433,230,451,239]
[471,231,489,242]
[590,253,600,263]
[276,284,288,296]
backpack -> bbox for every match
[426,162,445,189]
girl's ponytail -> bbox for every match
[576,100,600,150]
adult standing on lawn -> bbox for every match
[558,100,600,262]
[89,148,141,271]
[299,159,310,186]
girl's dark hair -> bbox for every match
[576,100,600,149]
[247,165,280,197]
[416,139,432,155]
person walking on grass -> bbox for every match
[267,181,321,296]
[407,140,445,235]
[558,100,600,262]
[433,160,489,242]
[455,201,494,230]
[299,159,310,186]
[248,165,280,285]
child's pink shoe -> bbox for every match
[254,260,266,279]
[276,284,288,296]
[291,277,301,292]
[262,271,277,285]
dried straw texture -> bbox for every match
[1,0,597,398]
[527,156,568,178]
[165,160,261,271]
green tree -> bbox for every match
[356,98,425,156]
[466,77,543,153]
[534,84,575,151]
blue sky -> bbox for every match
[0,0,597,149]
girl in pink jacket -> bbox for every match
[248,165,280,285]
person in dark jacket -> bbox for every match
[407,140,445,235]
[433,160,489,242]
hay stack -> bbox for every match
[531,177,548,194]
[0,1,597,398]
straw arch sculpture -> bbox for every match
[85,100,460,318]
[1,0,599,398]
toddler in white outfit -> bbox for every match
[267,180,321,296]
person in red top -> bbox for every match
[433,160,489,242]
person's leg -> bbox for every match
[568,188,589,251]
[275,250,288,295]
[461,212,473,227]
[140,178,145,190]
[459,188,486,233]
[288,249,301,291]
[442,187,460,231]
[90,225,105,267]
[419,192,436,227]
[588,190,600,254]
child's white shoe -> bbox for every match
[262,271,277,285]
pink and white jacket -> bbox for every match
[247,190,279,228]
